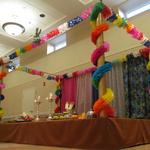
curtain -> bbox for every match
[61,77,77,112]
[123,54,150,118]
[106,63,126,117]
[92,85,99,106]
[75,73,93,114]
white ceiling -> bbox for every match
[0,0,127,57]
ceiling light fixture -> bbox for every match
[2,22,25,36]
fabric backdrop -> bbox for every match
[61,77,77,112]
[106,63,126,117]
[123,54,150,118]
[75,73,93,114]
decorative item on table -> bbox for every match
[78,112,87,119]
[46,92,54,120]
[19,112,34,122]
[87,109,94,119]
[34,95,41,121]
[64,101,75,118]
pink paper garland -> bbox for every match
[0,83,6,89]
[91,42,110,66]
[80,5,94,20]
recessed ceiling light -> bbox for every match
[39,13,45,18]
[2,22,25,36]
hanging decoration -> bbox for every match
[147,61,150,71]
[0,107,4,118]
[16,66,49,77]
[90,2,149,47]
[90,2,115,117]
[0,71,7,79]
[54,80,62,113]
[139,47,150,60]
[15,65,96,81]
[93,88,114,117]
[0,5,94,64]
[92,62,112,89]
[91,23,109,45]
[0,83,6,90]
[91,42,110,66]
[0,94,5,101]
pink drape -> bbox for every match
[61,77,77,112]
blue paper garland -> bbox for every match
[92,62,112,89]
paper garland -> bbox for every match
[0,107,4,117]
[91,23,109,45]
[15,65,96,81]
[90,2,115,117]
[0,83,6,89]
[0,5,94,64]
[91,42,110,66]
[92,62,112,89]
[90,2,149,47]
[54,80,61,113]
[93,89,115,116]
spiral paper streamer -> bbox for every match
[91,23,109,45]
[91,42,110,66]
[92,62,112,89]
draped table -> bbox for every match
[0,118,150,150]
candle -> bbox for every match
[49,93,53,99]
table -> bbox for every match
[0,118,150,150]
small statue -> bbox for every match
[33,28,42,44]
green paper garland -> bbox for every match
[90,2,104,21]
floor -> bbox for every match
[0,143,150,150]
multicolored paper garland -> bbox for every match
[54,80,61,113]
[0,5,94,65]
[90,2,115,117]
[90,2,149,47]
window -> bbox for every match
[47,33,67,55]
[118,0,150,19]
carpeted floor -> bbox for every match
[0,143,150,150]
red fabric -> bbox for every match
[61,77,77,112]
[0,118,150,149]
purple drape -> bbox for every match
[61,77,77,112]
